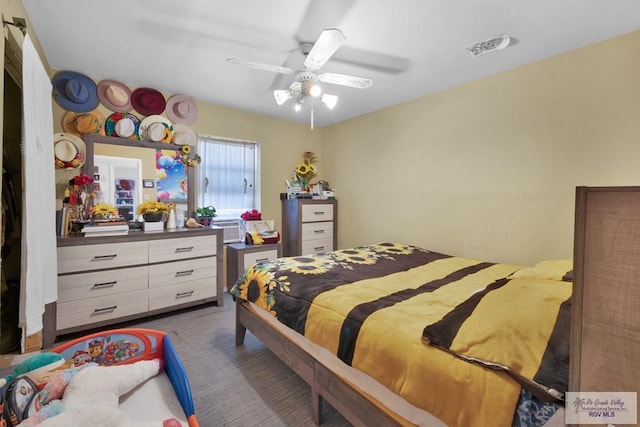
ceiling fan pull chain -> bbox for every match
[310,99,315,130]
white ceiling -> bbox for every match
[21,0,640,128]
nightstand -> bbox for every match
[226,242,282,290]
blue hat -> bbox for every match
[52,70,99,113]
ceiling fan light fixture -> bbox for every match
[309,84,322,98]
[321,94,338,110]
[466,34,511,57]
[273,89,293,106]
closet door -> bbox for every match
[571,187,640,422]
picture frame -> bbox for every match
[143,179,155,188]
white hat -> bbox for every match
[139,115,173,143]
[115,118,135,138]
[146,122,165,142]
[53,133,86,169]
[172,124,197,146]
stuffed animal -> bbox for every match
[21,359,162,426]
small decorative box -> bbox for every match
[143,221,164,232]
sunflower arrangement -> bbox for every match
[179,144,201,167]
[92,203,119,218]
[136,201,169,216]
[293,151,318,190]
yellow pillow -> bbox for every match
[508,259,573,282]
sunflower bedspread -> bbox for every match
[230,243,572,427]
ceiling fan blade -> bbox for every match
[226,58,294,75]
[304,28,346,71]
[273,90,294,106]
[318,72,373,89]
[296,0,355,42]
[330,47,411,74]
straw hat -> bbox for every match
[139,115,173,143]
[166,94,198,125]
[52,71,99,113]
[97,79,132,112]
[131,87,166,116]
[53,133,86,169]
[62,110,105,136]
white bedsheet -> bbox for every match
[119,372,189,426]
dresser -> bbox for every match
[282,199,337,256]
[226,242,282,290]
[51,228,222,341]
[570,186,639,425]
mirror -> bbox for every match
[83,134,195,218]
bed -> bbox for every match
[1,328,199,426]
[230,242,572,427]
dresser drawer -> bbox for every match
[148,235,217,263]
[301,204,334,222]
[56,289,148,331]
[301,222,334,241]
[243,249,279,269]
[57,241,148,274]
[301,237,334,255]
[58,266,148,303]
[148,257,216,288]
[148,279,216,311]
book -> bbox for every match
[82,223,129,233]
[95,220,127,226]
[82,230,129,237]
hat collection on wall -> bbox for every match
[51,70,199,170]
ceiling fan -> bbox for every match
[227,28,373,128]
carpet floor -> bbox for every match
[74,293,353,427]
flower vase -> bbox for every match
[143,212,164,222]
[166,206,177,229]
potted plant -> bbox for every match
[196,206,217,227]
[91,203,119,221]
[137,201,169,222]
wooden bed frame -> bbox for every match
[234,299,417,427]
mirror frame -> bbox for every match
[83,134,195,217]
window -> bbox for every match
[197,135,260,219]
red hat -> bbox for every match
[130,87,166,116]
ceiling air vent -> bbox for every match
[466,34,511,57]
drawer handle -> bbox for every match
[92,254,117,261]
[314,246,325,251]
[313,211,325,215]
[176,290,194,298]
[93,305,117,314]
[175,246,194,253]
[175,269,194,277]
[313,229,325,234]
[92,281,116,289]
[255,257,269,262]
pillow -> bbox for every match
[508,259,573,282]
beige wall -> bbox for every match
[51,95,324,231]
[324,30,640,265]
[6,0,640,266]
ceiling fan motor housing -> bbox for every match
[297,72,319,96]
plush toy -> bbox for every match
[0,353,67,388]
[21,359,162,426]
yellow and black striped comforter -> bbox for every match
[230,243,572,427]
